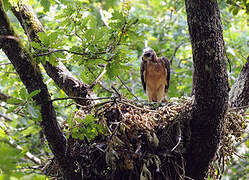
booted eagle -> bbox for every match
[140,48,170,102]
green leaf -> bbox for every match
[48,32,59,44]
[21,126,39,137]
[30,41,41,49]
[27,0,35,5]
[106,61,121,79]
[6,98,23,104]
[37,32,49,46]
[6,106,18,114]
[27,89,41,100]
[0,142,22,174]
[246,3,249,14]
[19,88,28,100]
[49,54,58,65]
[0,128,7,139]
[111,10,124,20]
[232,8,239,15]
[20,174,47,180]
[40,0,51,12]
[88,16,97,28]
[2,0,11,11]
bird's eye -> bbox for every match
[144,52,151,57]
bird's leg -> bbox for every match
[147,91,153,102]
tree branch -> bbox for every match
[33,49,88,57]
[1,121,42,165]
[11,2,95,106]
[117,75,139,100]
[33,49,106,57]
[169,42,186,64]
[50,96,112,103]
[229,56,249,110]
[99,7,110,29]
[0,113,12,122]
[0,62,12,66]
[89,65,107,89]
[8,139,42,165]
[0,1,81,179]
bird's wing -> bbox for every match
[140,60,147,92]
[160,57,170,92]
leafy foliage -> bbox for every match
[0,0,248,179]
[69,114,104,141]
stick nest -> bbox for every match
[43,97,247,180]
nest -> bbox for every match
[209,108,247,179]
[43,97,247,180]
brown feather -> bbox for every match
[140,59,147,92]
[158,56,170,93]
[140,49,170,102]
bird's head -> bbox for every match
[142,48,157,62]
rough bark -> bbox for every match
[185,0,229,179]
[11,2,94,106]
[0,1,81,179]
[229,56,249,109]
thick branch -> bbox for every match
[11,2,94,106]
[229,56,249,109]
[0,1,81,179]
[185,0,229,179]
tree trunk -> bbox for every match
[0,1,81,179]
[2,0,249,180]
[229,56,249,108]
[184,0,229,179]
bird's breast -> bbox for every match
[146,61,167,80]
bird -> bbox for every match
[140,48,170,102]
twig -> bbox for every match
[50,96,113,103]
[34,49,107,57]
[87,67,114,93]
[171,122,182,152]
[235,134,249,147]
[117,76,139,100]
[33,49,88,57]
[116,100,159,113]
[0,63,12,66]
[90,65,107,89]
[0,105,26,117]
[1,125,42,165]
[98,82,114,94]
[229,104,249,111]
[170,42,186,64]
[64,102,93,110]
[99,7,110,29]
[111,86,122,98]
[1,71,17,74]
[0,92,10,102]
[0,35,20,41]
[224,45,232,73]
[184,176,195,180]
[8,139,42,165]
[0,113,12,122]
[228,0,245,9]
